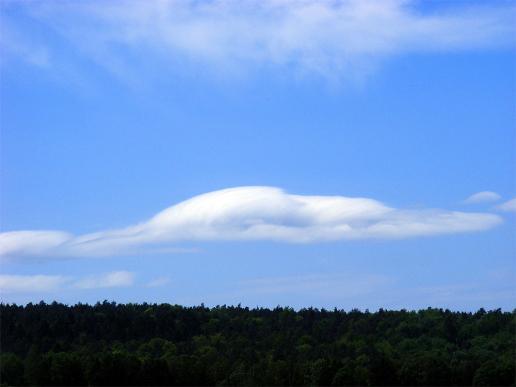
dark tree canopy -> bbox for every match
[0,302,514,386]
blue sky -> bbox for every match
[0,0,515,310]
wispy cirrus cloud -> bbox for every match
[463,191,502,204]
[497,198,516,213]
[0,274,67,294]
[240,273,392,298]
[0,186,502,261]
[0,18,50,68]
[0,271,135,295]
[74,271,134,289]
[147,276,171,288]
[1,0,514,81]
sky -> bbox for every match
[0,0,515,310]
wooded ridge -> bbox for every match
[1,302,514,386]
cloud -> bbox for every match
[0,19,50,67]
[0,271,135,294]
[497,198,516,212]
[147,276,171,288]
[74,271,134,289]
[241,273,392,298]
[2,0,514,81]
[0,274,68,294]
[174,272,394,308]
[0,186,503,261]
[409,284,516,309]
[0,231,73,258]
[463,191,502,204]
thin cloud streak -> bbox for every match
[2,0,514,81]
[0,271,134,294]
[74,271,134,289]
[0,186,503,261]
[0,274,67,294]
[463,191,502,204]
[497,198,516,212]
[240,273,392,297]
[147,276,171,288]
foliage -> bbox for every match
[0,302,515,386]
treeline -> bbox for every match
[0,302,514,386]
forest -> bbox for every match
[0,302,514,386]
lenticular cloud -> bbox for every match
[0,186,502,260]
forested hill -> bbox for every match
[1,303,514,386]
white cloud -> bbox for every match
[180,272,394,308]
[0,271,135,295]
[0,19,50,67]
[2,0,514,81]
[147,276,171,288]
[410,284,516,308]
[0,186,503,261]
[74,271,135,289]
[241,273,392,298]
[497,198,516,212]
[463,191,501,204]
[0,274,68,294]
[0,231,73,259]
